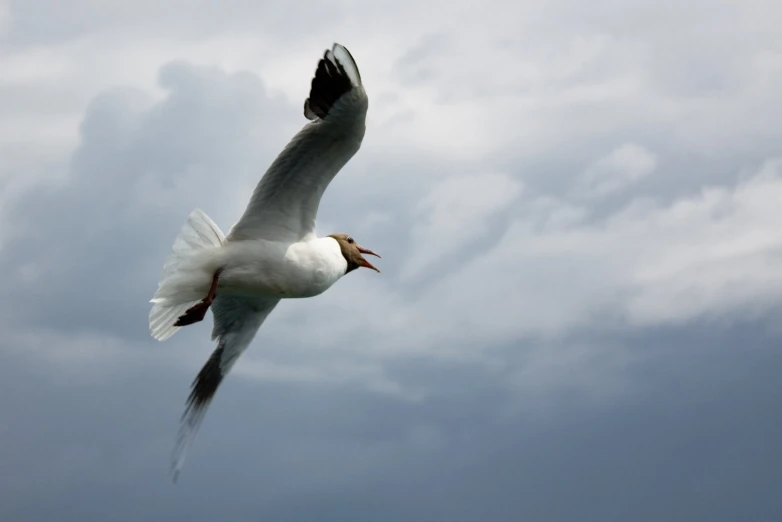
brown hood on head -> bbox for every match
[329,233,381,274]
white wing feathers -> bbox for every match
[227,43,368,243]
[171,295,279,482]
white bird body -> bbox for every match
[216,236,349,299]
[157,236,349,303]
[147,43,380,481]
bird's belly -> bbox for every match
[216,244,344,299]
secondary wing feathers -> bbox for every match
[227,43,368,243]
[171,295,279,482]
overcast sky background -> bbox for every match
[2,0,782,520]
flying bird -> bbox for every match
[148,43,378,481]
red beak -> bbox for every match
[358,246,381,273]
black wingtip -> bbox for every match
[303,44,361,120]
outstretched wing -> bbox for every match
[227,43,369,243]
[171,295,280,482]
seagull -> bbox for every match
[148,43,378,481]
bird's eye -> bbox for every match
[347,236,354,244]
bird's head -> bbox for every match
[329,233,381,274]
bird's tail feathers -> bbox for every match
[149,209,225,341]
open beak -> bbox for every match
[358,246,381,273]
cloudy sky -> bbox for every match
[2,0,782,520]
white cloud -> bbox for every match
[402,172,522,278]
[575,143,657,197]
[625,159,782,325]
[396,159,782,352]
